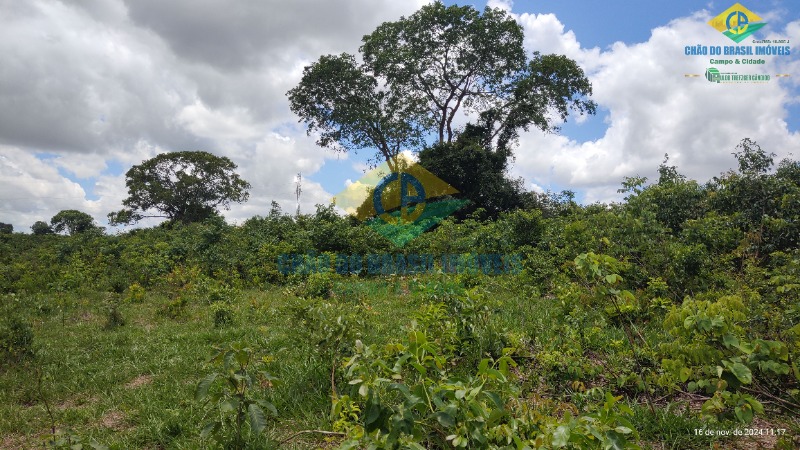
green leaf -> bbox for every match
[745,396,764,414]
[605,274,619,284]
[338,440,361,450]
[248,403,267,435]
[235,349,249,368]
[410,361,427,375]
[200,421,219,438]
[484,391,503,409]
[467,386,482,400]
[434,411,456,428]
[256,399,278,416]
[220,398,239,412]
[729,362,752,384]
[722,334,739,349]
[552,425,570,447]
[679,367,691,383]
[195,373,217,401]
[735,404,754,423]
[365,401,381,426]
[605,430,628,450]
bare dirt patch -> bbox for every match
[1,433,29,450]
[100,410,128,431]
[125,374,153,389]
[56,394,97,411]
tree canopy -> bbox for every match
[287,1,595,166]
[108,151,251,225]
[30,221,54,235]
[50,210,97,235]
[418,122,524,219]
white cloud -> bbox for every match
[177,101,262,141]
[0,146,88,229]
[487,0,513,12]
[53,154,109,179]
[0,0,429,231]
[508,10,800,203]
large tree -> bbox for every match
[287,2,595,166]
[109,151,251,225]
[50,210,97,235]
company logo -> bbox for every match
[334,155,468,246]
[704,67,771,83]
[705,67,721,82]
[708,3,766,43]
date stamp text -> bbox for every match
[694,427,787,437]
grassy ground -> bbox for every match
[1,275,797,449]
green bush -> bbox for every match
[195,343,278,449]
[659,294,792,423]
[0,314,34,363]
[335,329,640,449]
[210,301,234,328]
[103,297,126,330]
[295,271,338,299]
[124,282,146,303]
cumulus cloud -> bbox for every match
[0,0,428,230]
[506,9,800,203]
[1,146,89,229]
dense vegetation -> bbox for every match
[1,139,799,449]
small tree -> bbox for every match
[109,151,251,225]
[50,210,96,235]
[31,221,54,235]
[0,223,12,234]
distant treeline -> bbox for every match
[1,141,798,305]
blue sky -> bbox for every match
[1,0,798,230]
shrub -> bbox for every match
[210,301,234,328]
[103,296,126,330]
[196,343,278,449]
[335,330,640,449]
[0,314,34,363]
[659,294,792,423]
[295,271,338,299]
[125,283,146,303]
